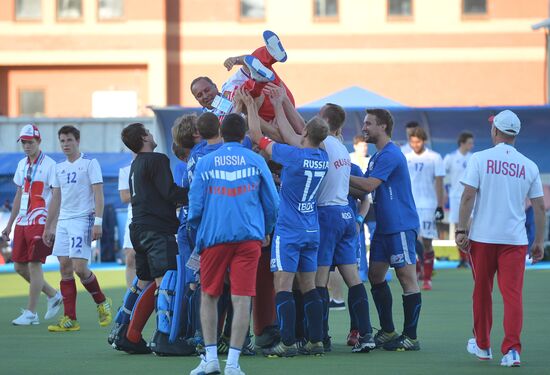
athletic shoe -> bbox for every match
[12,309,39,326]
[243,55,275,83]
[322,336,332,352]
[467,338,492,360]
[255,325,280,348]
[190,354,220,375]
[242,334,256,356]
[347,330,359,346]
[225,365,246,375]
[48,315,80,332]
[374,330,399,348]
[501,349,521,367]
[262,30,287,62]
[422,280,432,291]
[295,337,307,350]
[262,341,298,358]
[218,334,230,354]
[383,334,420,351]
[352,333,376,353]
[45,291,63,320]
[329,299,346,311]
[297,341,324,356]
[97,297,113,327]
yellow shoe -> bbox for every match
[48,315,80,332]
[98,297,113,327]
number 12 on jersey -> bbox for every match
[298,170,326,213]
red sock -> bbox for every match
[126,283,156,343]
[423,252,435,281]
[81,272,106,304]
[60,278,77,320]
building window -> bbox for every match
[240,0,265,19]
[463,0,487,14]
[19,89,45,116]
[15,0,42,20]
[314,0,338,18]
[98,0,124,20]
[57,0,82,20]
[388,0,412,16]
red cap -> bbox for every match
[18,124,41,141]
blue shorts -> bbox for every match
[270,224,320,273]
[177,223,194,285]
[317,205,357,267]
[370,230,417,269]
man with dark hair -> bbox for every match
[187,112,279,375]
[350,108,422,351]
[406,126,445,291]
[111,122,189,353]
[43,125,112,332]
[444,131,474,268]
[236,86,329,357]
[401,121,420,154]
[187,113,224,184]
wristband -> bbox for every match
[355,215,365,225]
[455,230,467,235]
[94,217,103,226]
[258,136,273,151]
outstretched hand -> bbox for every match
[262,82,285,106]
[223,56,239,71]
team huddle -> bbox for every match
[3,31,545,373]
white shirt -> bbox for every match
[220,69,249,101]
[461,143,543,245]
[53,154,103,220]
[406,148,445,209]
[444,149,472,198]
[118,165,132,218]
[400,143,413,155]
[317,135,351,206]
[13,153,56,226]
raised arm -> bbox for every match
[263,83,302,147]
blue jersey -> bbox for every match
[365,142,419,234]
[173,161,189,224]
[188,142,279,252]
[347,163,363,213]
[272,143,329,230]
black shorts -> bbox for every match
[129,224,178,281]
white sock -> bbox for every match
[227,347,241,368]
[205,345,218,362]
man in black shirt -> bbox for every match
[109,122,188,354]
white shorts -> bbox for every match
[449,196,460,224]
[417,208,438,239]
[52,215,94,260]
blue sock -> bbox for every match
[303,289,323,343]
[293,290,305,340]
[316,286,330,340]
[116,281,142,324]
[402,293,422,339]
[348,284,372,336]
[275,291,296,346]
[371,281,395,333]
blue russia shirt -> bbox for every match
[187,142,279,252]
[271,143,329,230]
[173,161,189,224]
[365,142,419,234]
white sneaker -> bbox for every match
[225,365,245,375]
[45,291,63,320]
[501,349,521,367]
[190,354,220,375]
[12,309,39,326]
[263,30,287,62]
[243,55,275,83]
[467,338,492,360]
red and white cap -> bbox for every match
[488,110,521,136]
[18,124,41,141]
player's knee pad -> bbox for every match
[115,277,142,325]
[157,270,177,335]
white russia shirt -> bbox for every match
[53,154,103,220]
[461,143,543,245]
[317,135,351,207]
[444,149,472,199]
[406,148,445,209]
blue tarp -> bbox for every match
[152,105,550,173]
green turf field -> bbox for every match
[1,268,548,375]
